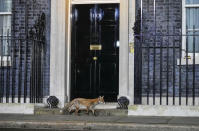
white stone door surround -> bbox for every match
[50,0,135,107]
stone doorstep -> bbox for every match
[35,108,128,116]
[63,102,119,109]
[34,103,128,116]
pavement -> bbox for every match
[1,114,199,131]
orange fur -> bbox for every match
[65,96,105,115]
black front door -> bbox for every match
[71,4,119,102]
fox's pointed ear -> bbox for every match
[102,96,104,98]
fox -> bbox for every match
[65,96,105,115]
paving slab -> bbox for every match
[117,116,172,124]
[168,117,199,125]
[0,114,199,131]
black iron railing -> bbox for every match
[135,28,199,106]
[0,36,45,103]
[134,0,199,106]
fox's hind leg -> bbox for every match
[74,102,80,115]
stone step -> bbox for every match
[34,107,128,116]
[34,107,62,115]
[64,109,128,116]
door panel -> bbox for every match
[99,63,118,97]
[73,5,91,58]
[74,63,92,95]
[71,4,119,102]
[101,27,118,54]
[72,63,99,99]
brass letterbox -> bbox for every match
[90,45,102,50]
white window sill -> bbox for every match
[0,12,12,15]
[177,54,199,65]
[0,56,12,67]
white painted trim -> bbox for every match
[0,12,12,59]
[129,105,199,116]
[50,0,67,108]
[71,0,119,4]
[119,0,130,102]
[0,56,12,67]
[179,0,199,65]
[0,103,34,114]
[128,0,135,105]
[182,0,186,57]
[185,4,199,7]
[187,29,199,31]
[66,0,72,102]
[0,12,12,15]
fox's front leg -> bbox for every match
[91,108,96,116]
[86,106,89,114]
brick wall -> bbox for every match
[9,0,50,97]
[134,0,199,102]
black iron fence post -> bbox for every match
[193,25,196,106]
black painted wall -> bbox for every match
[134,0,199,104]
[9,0,50,97]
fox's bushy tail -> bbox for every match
[63,99,76,112]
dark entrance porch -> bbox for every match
[71,4,119,102]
